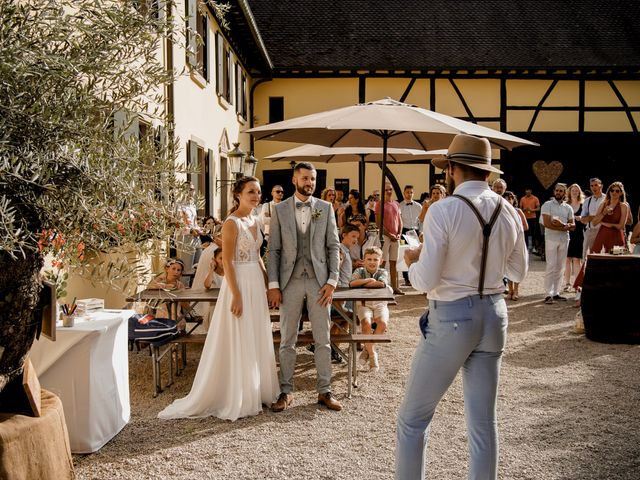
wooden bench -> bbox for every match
[144,329,390,396]
[272,331,390,344]
[139,288,397,396]
[166,331,390,348]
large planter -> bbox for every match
[0,252,43,393]
[581,253,640,344]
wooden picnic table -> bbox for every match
[331,287,395,397]
[128,286,394,397]
[126,288,219,395]
[129,287,219,321]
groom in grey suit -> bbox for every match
[267,162,342,411]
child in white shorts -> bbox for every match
[350,246,390,370]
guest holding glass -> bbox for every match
[590,181,630,253]
[572,182,630,306]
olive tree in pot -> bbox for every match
[0,0,225,394]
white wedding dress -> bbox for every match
[158,215,279,421]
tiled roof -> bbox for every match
[245,0,640,71]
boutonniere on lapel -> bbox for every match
[311,208,322,221]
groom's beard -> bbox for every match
[446,174,455,196]
[295,183,315,197]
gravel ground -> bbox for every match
[74,255,640,479]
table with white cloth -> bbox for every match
[29,309,134,453]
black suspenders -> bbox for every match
[452,195,504,298]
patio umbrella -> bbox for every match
[264,144,447,193]
[247,97,537,240]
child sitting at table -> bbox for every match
[146,258,190,328]
[204,248,224,289]
[129,258,189,347]
[350,246,390,371]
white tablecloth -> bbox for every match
[29,309,134,453]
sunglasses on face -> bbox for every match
[610,189,622,193]
[274,190,283,194]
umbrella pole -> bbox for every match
[378,132,388,243]
[359,155,365,196]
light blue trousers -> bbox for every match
[396,294,508,480]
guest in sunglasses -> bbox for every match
[590,181,630,254]
[573,182,630,306]
[259,184,285,256]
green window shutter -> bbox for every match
[203,15,210,82]
[188,139,199,193]
[207,148,215,215]
[186,0,197,67]
[156,0,166,23]
[215,32,223,96]
[114,110,139,142]
[227,51,233,103]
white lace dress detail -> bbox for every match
[230,215,262,263]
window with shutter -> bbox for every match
[215,32,223,96]
[187,138,212,216]
[186,0,208,82]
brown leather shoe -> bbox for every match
[317,392,342,411]
[271,392,293,412]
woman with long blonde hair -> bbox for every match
[564,183,585,291]
[321,187,345,227]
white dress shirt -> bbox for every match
[259,201,277,237]
[294,196,312,234]
[583,193,605,231]
[540,198,574,242]
[409,181,528,301]
[399,200,423,231]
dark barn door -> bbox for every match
[501,132,640,215]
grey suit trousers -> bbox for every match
[279,274,332,394]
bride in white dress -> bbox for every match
[159,177,279,421]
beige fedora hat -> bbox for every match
[432,134,503,174]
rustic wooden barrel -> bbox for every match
[581,254,640,343]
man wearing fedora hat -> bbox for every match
[396,134,528,480]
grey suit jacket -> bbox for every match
[267,196,340,290]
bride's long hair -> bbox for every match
[228,176,260,215]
